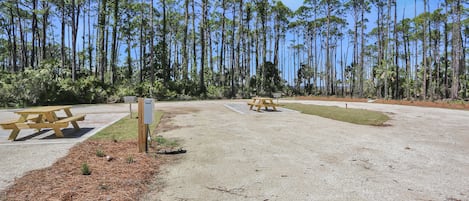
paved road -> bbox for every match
[0,104,131,191]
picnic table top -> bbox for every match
[15,106,72,114]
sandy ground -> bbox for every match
[142,100,469,201]
[0,104,130,191]
[1,100,468,201]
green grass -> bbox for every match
[282,103,390,126]
[90,111,164,141]
[154,136,179,148]
[95,149,105,157]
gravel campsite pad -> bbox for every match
[1,100,469,200]
[145,100,469,201]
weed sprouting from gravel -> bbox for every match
[81,163,91,175]
[126,156,135,164]
[96,149,105,157]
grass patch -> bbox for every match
[283,103,390,126]
[126,156,135,164]
[154,136,179,148]
[95,149,105,157]
[90,111,164,141]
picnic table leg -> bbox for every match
[270,100,277,111]
[249,100,255,110]
[52,127,64,137]
[8,129,20,141]
[63,109,80,129]
[8,115,27,141]
[43,112,64,137]
[44,113,57,123]
[33,114,43,132]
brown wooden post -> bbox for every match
[137,98,147,152]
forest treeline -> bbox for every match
[0,0,467,106]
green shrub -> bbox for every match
[155,136,179,148]
[96,149,105,157]
[126,156,135,164]
[81,163,91,175]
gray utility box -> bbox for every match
[272,92,282,98]
[143,98,154,124]
[123,96,137,103]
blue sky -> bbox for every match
[275,0,440,84]
[279,0,438,19]
[280,0,302,11]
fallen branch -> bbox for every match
[156,148,187,155]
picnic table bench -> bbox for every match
[0,106,85,141]
[247,97,278,112]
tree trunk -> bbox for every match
[359,2,365,98]
[208,17,214,86]
[139,12,144,83]
[162,0,169,84]
[182,0,189,91]
[450,0,462,99]
[255,18,260,93]
[98,0,108,82]
[230,1,237,98]
[110,0,119,85]
[422,0,427,99]
[88,0,93,75]
[8,7,18,72]
[444,13,449,98]
[273,7,279,68]
[59,0,65,72]
[42,0,49,61]
[245,4,252,92]
[428,4,434,99]
[237,0,243,95]
[261,3,267,89]
[31,0,37,68]
[404,33,410,98]
[16,1,27,71]
[150,0,155,85]
[199,0,207,96]
[394,0,399,99]
[219,0,226,88]
[71,0,81,81]
[352,2,359,97]
[191,0,197,79]
[104,16,110,76]
[434,9,441,99]
[325,2,331,95]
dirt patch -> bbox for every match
[296,96,369,102]
[155,108,198,134]
[296,96,469,110]
[1,140,162,201]
[374,99,469,110]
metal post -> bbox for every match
[129,103,132,119]
[137,98,147,153]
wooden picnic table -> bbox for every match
[0,106,85,141]
[247,97,278,112]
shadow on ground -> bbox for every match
[14,128,95,141]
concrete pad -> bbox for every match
[0,104,129,191]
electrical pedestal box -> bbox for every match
[143,98,154,124]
